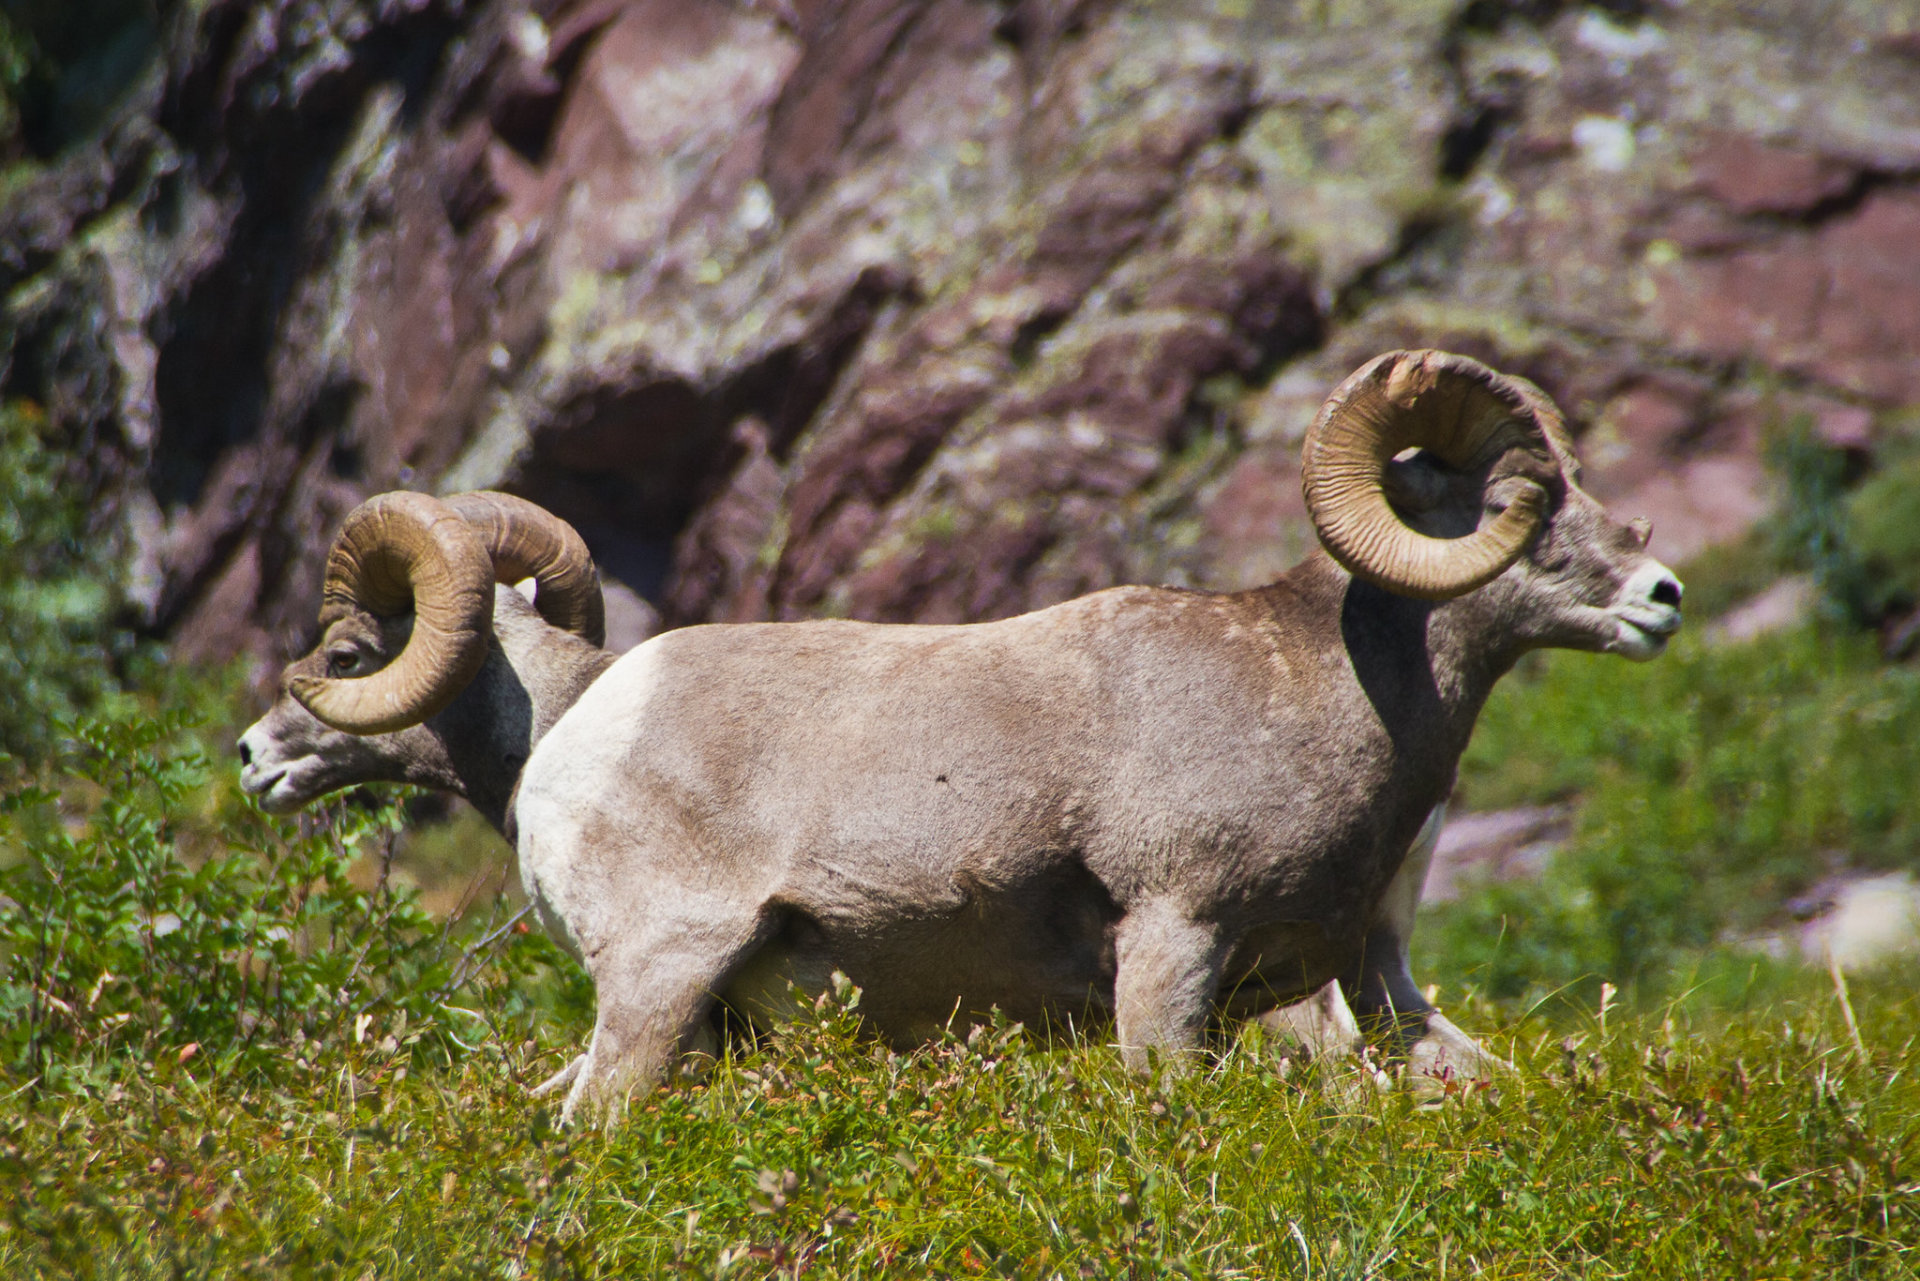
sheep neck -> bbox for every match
[1280,556,1521,772]
[431,603,616,834]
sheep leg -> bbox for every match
[562,905,765,1126]
[530,1054,584,1098]
[1347,804,1507,1085]
[1112,900,1227,1074]
[1255,978,1364,1062]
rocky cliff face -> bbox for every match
[6,0,1919,666]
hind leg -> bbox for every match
[561,903,768,1125]
[1112,899,1228,1075]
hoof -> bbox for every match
[1402,1011,1509,1100]
[530,1054,585,1098]
[1258,979,1366,1063]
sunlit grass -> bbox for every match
[1432,622,1920,1000]
[8,485,1920,1274]
[4,965,1918,1278]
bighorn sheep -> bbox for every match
[238,490,615,833]
[239,351,1683,1121]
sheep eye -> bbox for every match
[327,649,362,677]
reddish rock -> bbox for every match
[1806,192,1920,403]
[664,419,786,625]
[777,356,1005,582]
[7,0,1919,667]
[1653,190,1920,405]
[1610,454,1772,566]
[1197,445,1312,593]
[541,0,797,276]
[1426,806,1573,903]
[1579,378,1708,500]
[1689,132,1857,216]
[170,539,270,669]
[1705,576,1817,647]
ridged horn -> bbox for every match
[1301,350,1558,601]
[443,491,606,647]
[289,492,496,734]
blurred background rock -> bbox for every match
[5,0,1920,976]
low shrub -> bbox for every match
[4,964,1918,1278]
[0,400,121,767]
[1845,450,1920,621]
[0,709,583,1094]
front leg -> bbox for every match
[561,898,770,1126]
[1347,803,1507,1084]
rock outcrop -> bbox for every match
[5,0,1919,667]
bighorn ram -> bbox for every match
[239,351,1683,1121]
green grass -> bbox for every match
[8,404,1920,1275]
[1426,622,1920,1003]
[1847,451,1920,617]
[1650,530,1780,625]
[4,675,1919,1278]
[7,597,1920,1279]
[3,969,1918,1278]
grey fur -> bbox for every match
[240,441,1681,1124]
[513,457,1678,1121]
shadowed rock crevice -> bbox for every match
[152,2,470,507]
[1718,169,1916,235]
[9,0,166,160]
[518,260,909,610]
[1453,0,1654,35]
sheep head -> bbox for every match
[239,491,603,814]
[1301,349,1683,660]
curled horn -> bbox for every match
[1300,350,1559,601]
[442,491,606,647]
[289,492,496,734]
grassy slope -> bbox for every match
[3,975,1918,1278]
[6,609,1920,1277]
[1421,623,1920,1004]
[8,401,1920,1275]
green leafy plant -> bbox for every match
[0,709,559,1092]
[1766,413,1871,623]
[1764,411,1920,629]
[1844,450,1920,621]
[1431,623,1920,1002]
[0,400,120,768]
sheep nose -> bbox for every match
[1651,576,1683,608]
[237,738,253,766]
